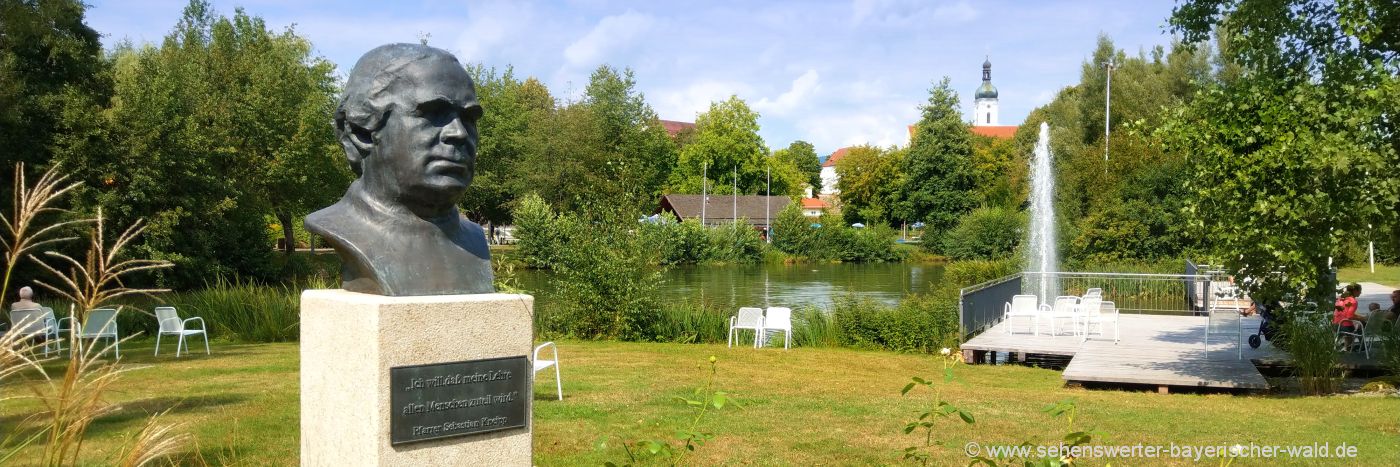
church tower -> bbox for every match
[974,58,999,126]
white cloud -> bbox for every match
[564,10,654,67]
[754,70,820,117]
[653,80,755,122]
[795,101,915,153]
[453,2,535,63]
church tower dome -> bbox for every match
[974,57,1000,126]
[975,59,998,99]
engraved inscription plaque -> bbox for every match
[389,356,530,445]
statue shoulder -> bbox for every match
[459,217,486,236]
[304,202,349,238]
[456,217,492,258]
[304,201,375,263]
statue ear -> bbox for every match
[339,122,375,175]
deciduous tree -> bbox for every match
[773,140,822,193]
[902,78,975,245]
[1162,0,1400,302]
[73,0,345,285]
[668,96,769,195]
[0,0,110,182]
[835,145,904,225]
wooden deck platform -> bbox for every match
[963,314,1291,391]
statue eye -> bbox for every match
[416,99,457,125]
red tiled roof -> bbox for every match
[971,125,1018,139]
[800,198,827,209]
[821,147,852,168]
[659,119,695,137]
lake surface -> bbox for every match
[514,262,946,310]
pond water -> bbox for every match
[513,262,946,311]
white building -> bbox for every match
[818,147,849,196]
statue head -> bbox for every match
[334,44,482,217]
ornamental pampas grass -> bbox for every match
[0,162,88,308]
[0,163,190,465]
[30,207,172,320]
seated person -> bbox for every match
[1333,283,1365,349]
[8,286,45,338]
[10,286,41,311]
[1370,301,1397,334]
[1383,290,1400,325]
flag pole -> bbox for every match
[701,162,707,225]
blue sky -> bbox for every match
[87,0,1179,158]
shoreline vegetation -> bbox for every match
[28,251,1397,356]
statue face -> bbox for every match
[364,57,482,209]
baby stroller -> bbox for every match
[1247,300,1280,349]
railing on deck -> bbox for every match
[1022,271,1219,316]
[960,269,1227,340]
[959,274,1023,338]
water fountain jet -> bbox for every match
[1027,122,1058,303]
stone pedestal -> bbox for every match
[300,289,534,466]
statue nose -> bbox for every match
[441,117,468,144]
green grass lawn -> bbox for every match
[1338,264,1400,289]
[3,339,1398,465]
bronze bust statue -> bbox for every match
[306,43,494,296]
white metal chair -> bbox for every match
[1204,304,1245,359]
[8,308,58,356]
[728,307,764,348]
[1073,295,1102,340]
[533,342,562,400]
[1048,296,1082,336]
[1003,294,1042,335]
[40,306,71,353]
[154,306,209,357]
[759,307,793,349]
[1335,319,1369,358]
[76,307,121,358]
[1084,288,1103,297]
[1081,299,1119,343]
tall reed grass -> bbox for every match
[651,301,730,344]
[534,293,951,352]
[790,306,840,348]
[1282,311,1343,394]
[159,276,325,343]
[831,293,960,353]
